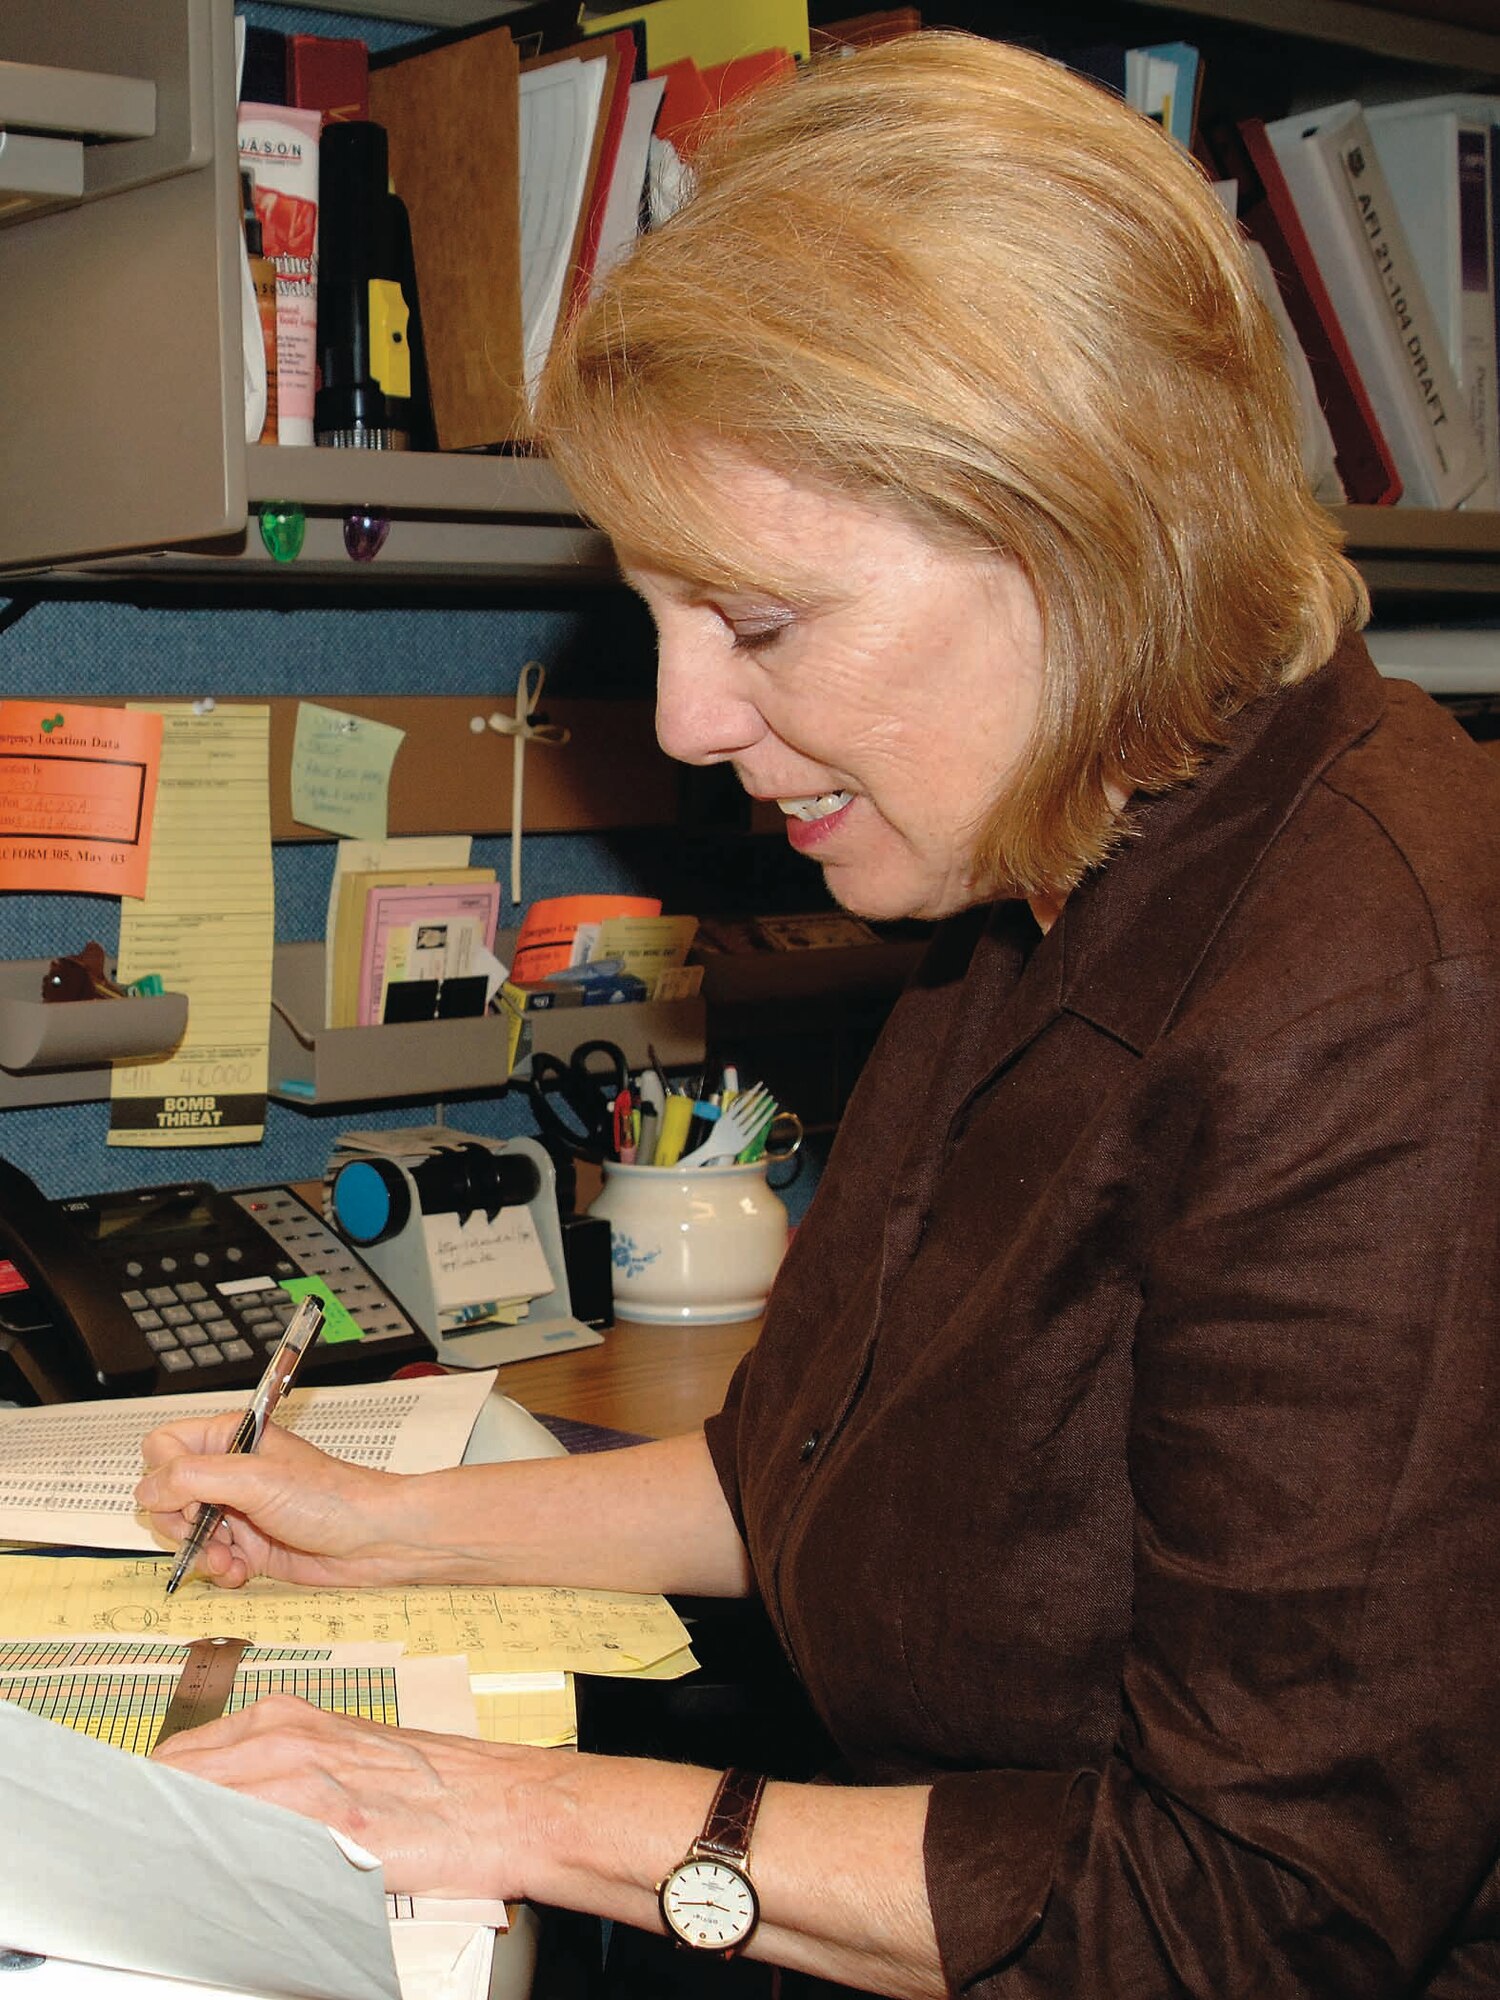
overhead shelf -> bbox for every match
[1336,507,1500,597]
[1117,0,1500,72]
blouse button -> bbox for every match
[798,1429,821,1462]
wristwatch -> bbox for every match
[657,1767,767,1956]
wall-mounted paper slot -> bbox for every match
[0,958,188,1108]
[270,942,705,1107]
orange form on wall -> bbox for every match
[0,702,163,898]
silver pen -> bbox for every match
[163,1294,326,1597]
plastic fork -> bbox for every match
[675,1083,777,1168]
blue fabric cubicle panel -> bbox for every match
[0,595,823,1213]
[0,592,655,1198]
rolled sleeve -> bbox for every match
[703,1348,753,1544]
[925,1769,1087,1986]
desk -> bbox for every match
[500,1317,758,1439]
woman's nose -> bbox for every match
[654,648,763,768]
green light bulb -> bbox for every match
[258,502,306,563]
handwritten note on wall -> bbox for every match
[291,702,405,841]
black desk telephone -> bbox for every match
[0,1157,430,1405]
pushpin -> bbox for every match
[343,508,391,561]
[258,501,306,563]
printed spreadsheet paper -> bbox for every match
[0,1370,497,1551]
[0,1643,466,1753]
[0,1553,693,1677]
[110,703,274,1146]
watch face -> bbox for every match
[659,1857,759,1951]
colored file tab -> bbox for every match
[583,0,810,68]
[0,701,162,898]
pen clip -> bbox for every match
[245,1294,325,1441]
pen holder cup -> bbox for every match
[587,1161,789,1325]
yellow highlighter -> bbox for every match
[653,1093,695,1168]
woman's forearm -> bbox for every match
[369,1431,754,1598]
[520,1750,945,1999]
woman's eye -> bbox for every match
[722,611,793,653]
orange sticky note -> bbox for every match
[0,701,163,898]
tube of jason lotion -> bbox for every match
[238,104,322,446]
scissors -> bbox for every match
[524,1039,631,1161]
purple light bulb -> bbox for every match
[344,509,391,561]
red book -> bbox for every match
[653,57,715,155]
[287,33,370,125]
[702,48,796,112]
[1219,117,1402,506]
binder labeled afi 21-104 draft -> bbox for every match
[1367,96,1500,510]
[1265,100,1485,509]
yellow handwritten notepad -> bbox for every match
[0,1555,694,1679]
[110,704,274,1146]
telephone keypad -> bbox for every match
[88,1183,427,1393]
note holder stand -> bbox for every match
[326,1131,603,1368]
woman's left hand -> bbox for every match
[150,1696,546,1899]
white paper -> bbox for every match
[0,1372,497,1552]
[0,1700,400,2000]
[421,1207,553,1313]
[591,74,667,292]
[518,57,608,397]
[391,1925,495,2000]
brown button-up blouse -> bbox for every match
[705,637,1500,1995]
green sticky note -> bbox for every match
[282,1274,364,1345]
[290,700,404,841]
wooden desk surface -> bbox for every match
[499,1317,758,1439]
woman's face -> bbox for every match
[619,460,1046,922]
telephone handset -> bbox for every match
[0,1156,153,1402]
[0,1156,429,1405]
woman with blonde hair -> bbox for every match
[140,33,1500,1995]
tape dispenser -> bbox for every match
[325,1130,602,1367]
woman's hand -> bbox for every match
[150,1696,547,1899]
[134,1413,410,1590]
[151,1692,947,1996]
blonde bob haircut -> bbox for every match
[537,30,1368,898]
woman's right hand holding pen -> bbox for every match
[135,1412,411,1591]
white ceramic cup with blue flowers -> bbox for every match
[587,1160,789,1324]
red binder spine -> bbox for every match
[1228,116,1403,506]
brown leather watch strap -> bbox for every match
[695,1768,767,1865]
